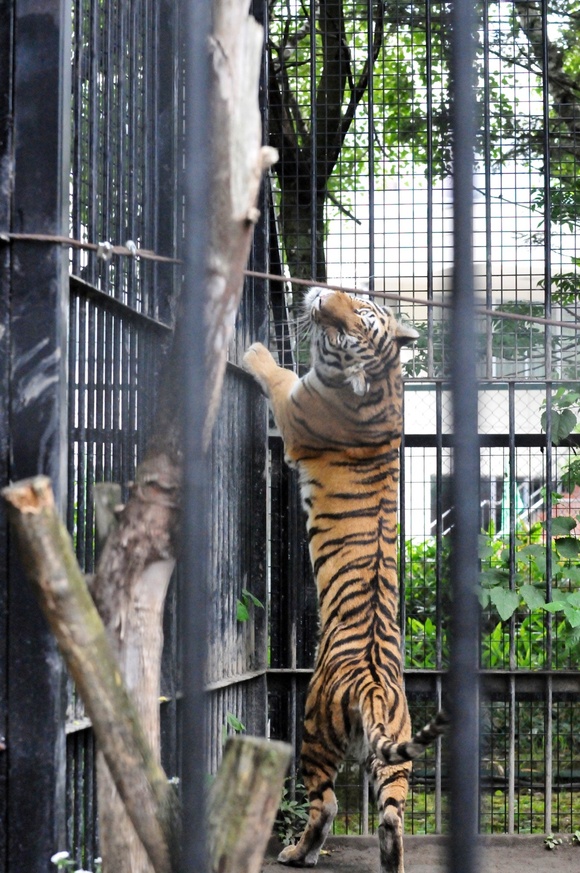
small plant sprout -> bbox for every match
[50,851,101,872]
[544,833,563,850]
[236,588,264,622]
[275,778,310,846]
[222,712,246,743]
[51,852,74,869]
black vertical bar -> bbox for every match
[435,382,443,670]
[425,0,434,377]
[89,0,99,286]
[540,5,554,678]
[540,3,552,379]
[75,296,88,567]
[449,1,480,873]
[435,383,444,832]
[154,0,181,324]
[0,0,14,866]
[481,1,493,379]
[508,383,517,672]
[309,0,317,281]
[180,0,212,868]
[367,0,375,291]
[6,2,71,870]
[399,400,406,659]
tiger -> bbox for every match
[243,287,448,873]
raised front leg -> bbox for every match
[243,343,300,452]
[243,343,298,401]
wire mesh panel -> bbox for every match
[64,0,182,865]
[70,0,179,318]
[266,0,580,838]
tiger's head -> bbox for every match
[304,287,419,396]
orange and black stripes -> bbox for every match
[243,289,445,873]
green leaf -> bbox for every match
[517,544,547,574]
[542,600,568,613]
[520,584,546,610]
[566,590,580,608]
[236,599,250,622]
[226,713,246,733]
[489,586,520,621]
[241,588,264,609]
[480,568,509,588]
[563,604,580,628]
[554,537,580,559]
[478,535,496,560]
[546,516,577,536]
[546,408,577,444]
[477,586,491,609]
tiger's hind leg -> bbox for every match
[277,760,339,868]
[278,668,350,867]
[367,755,412,873]
[278,724,346,867]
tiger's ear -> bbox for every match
[395,321,419,346]
[347,370,369,396]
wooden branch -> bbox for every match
[90,455,180,873]
[207,737,292,873]
[204,0,278,446]
[2,476,180,873]
[515,1,580,156]
[315,0,350,168]
[94,481,123,546]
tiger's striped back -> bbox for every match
[243,287,446,873]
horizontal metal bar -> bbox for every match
[404,435,553,448]
[1,232,182,264]
[65,717,93,735]
[225,359,258,382]
[205,669,267,692]
[243,269,580,333]
[70,275,172,333]
[267,668,580,696]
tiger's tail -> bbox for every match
[365,709,449,765]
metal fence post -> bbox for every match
[2,2,72,870]
[449,1,480,872]
[0,0,13,859]
[180,0,213,869]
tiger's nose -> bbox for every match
[304,286,334,313]
[318,290,334,305]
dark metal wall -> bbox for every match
[1,3,71,870]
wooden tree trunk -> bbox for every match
[208,737,291,873]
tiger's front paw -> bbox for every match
[243,343,277,394]
[243,342,274,373]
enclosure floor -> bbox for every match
[261,834,577,873]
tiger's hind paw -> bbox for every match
[277,845,318,867]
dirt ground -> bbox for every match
[261,834,579,873]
